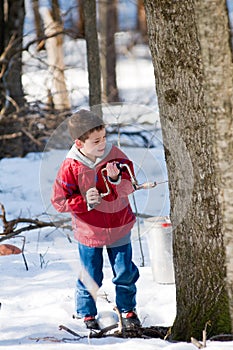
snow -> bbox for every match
[0,152,177,349]
[1,2,233,350]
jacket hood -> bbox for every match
[66,142,112,168]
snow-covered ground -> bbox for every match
[0,154,232,350]
[1,2,233,349]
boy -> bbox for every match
[51,109,141,330]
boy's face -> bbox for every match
[76,128,106,161]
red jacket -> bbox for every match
[51,143,136,247]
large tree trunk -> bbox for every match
[144,0,232,341]
[99,0,119,103]
[83,0,101,113]
[0,0,25,113]
[194,0,233,330]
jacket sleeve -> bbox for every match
[51,161,87,214]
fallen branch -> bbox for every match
[0,203,72,242]
[59,325,86,339]
[30,336,65,343]
[59,323,170,340]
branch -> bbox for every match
[0,29,84,81]
[23,29,84,53]
[21,127,43,146]
[0,203,72,242]
[0,132,22,140]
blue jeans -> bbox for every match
[76,237,139,317]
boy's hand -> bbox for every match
[86,187,101,207]
[106,162,120,180]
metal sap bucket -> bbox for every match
[146,217,175,284]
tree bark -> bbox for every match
[99,0,119,103]
[51,0,61,24]
[32,0,45,51]
[0,0,25,113]
[144,0,232,341]
[41,7,71,111]
[194,0,233,331]
[83,0,102,114]
[77,0,84,37]
[0,0,4,55]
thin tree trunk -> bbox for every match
[137,0,147,43]
[1,0,25,113]
[144,0,232,341]
[0,0,5,109]
[99,0,119,103]
[32,0,45,51]
[41,8,70,111]
[77,0,84,37]
[83,0,101,114]
[0,0,4,55]
[51,0,61,24]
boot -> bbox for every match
[84,316,100,330]
[121,310,141,330]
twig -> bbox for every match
[39,247,49,269]
[30,336,63,343]
[0,203,72,242]
[203,320,211,347]
[100,291,112,303]
[113,306,122,333]
[0,132,22,140]
[22,251,29,271]
[191,337,204,349]
[164,327,172,340]
[0,203,8,231]
[18,235,29,271]
[89,323,119,338]
[0,92,20,113]
[191,320,211,348]
[0,34,17,79]
[21,127,43,146]
[0,220,71,242]
[59,325,84,338]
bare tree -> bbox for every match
[99,0,119,103]
[51,0,62,24]
[0,0,25,114]
[144,0,233,341]
[41,2,71,111]
[32,0,45,51]
[83,0,101,112]
[0,0,4,55]
[77,0,84,37]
